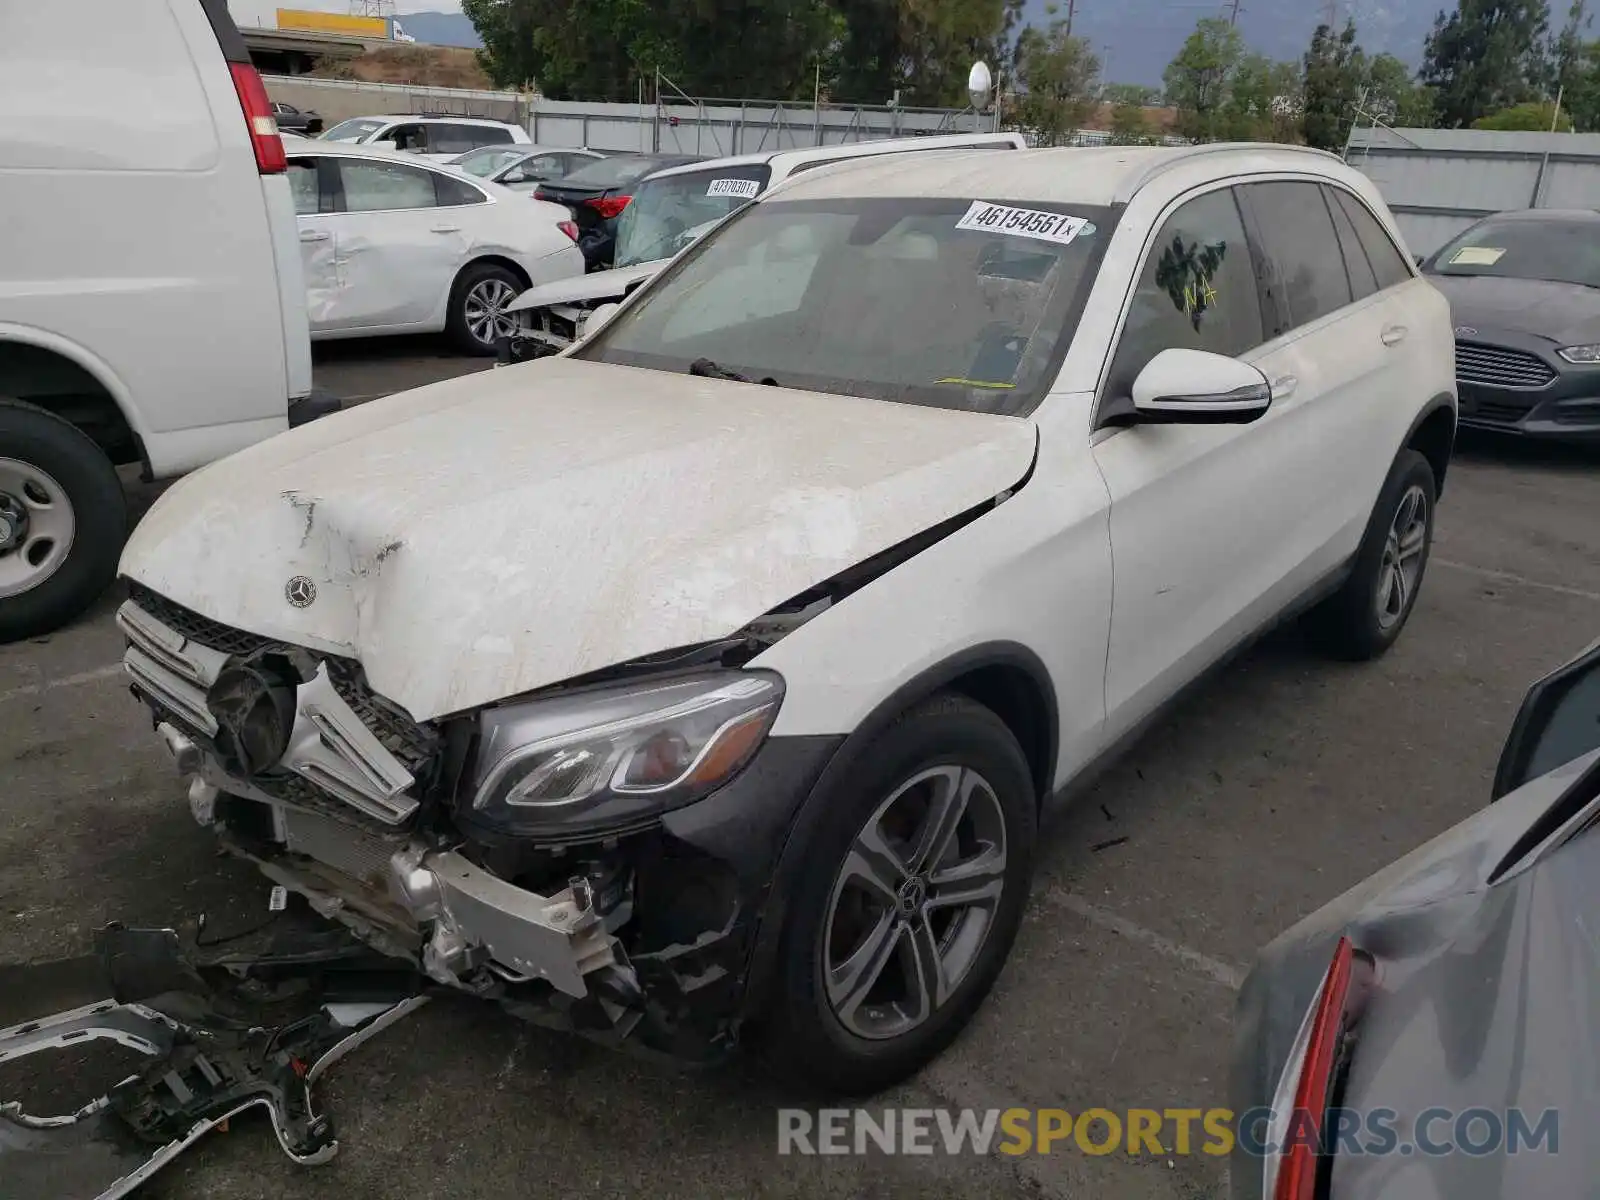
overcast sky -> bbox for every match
[227,0,462,30]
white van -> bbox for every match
[501,132,1028,356]
[0,0,321,642]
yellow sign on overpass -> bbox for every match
[276,8,389,38]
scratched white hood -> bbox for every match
[122,358,1036,721]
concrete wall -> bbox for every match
[263,75,528,128]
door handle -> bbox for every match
[299,229,330,243]
[1271,374,1298,400]
[430,224,462,234]
[1381,324,1409,346]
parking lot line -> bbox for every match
[0,662,123,705]
[1434,558,1600,603]
[1039,889,1246,991]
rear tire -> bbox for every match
[760,694,1037,1096]
[0,399,127,643]
[447,262,525,356]
[1302,448,1435,662]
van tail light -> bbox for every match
[584,195,632,219]
[1266,937,1376,1200]
[557,220,580,243]
[228,62,287,175]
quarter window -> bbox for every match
[338,159,437,211]
[1331,190,1413,290]
[1240,182,1353,335]
[1106,187,1265,400]
[435,172,487,206]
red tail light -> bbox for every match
[557,220,580,243]
[1270,937,1374,1200]
[227,62,286,175]
[584,195,632,219]
[534,188,552,202]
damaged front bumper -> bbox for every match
[0,926,426,1200]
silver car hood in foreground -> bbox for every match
[1232,748,1600,1199]
[120,358,1036,722]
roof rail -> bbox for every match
[1114,142,1344,203]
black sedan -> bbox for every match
[1232,635,1600,1199]
[1421,209,1600,442]
[534,153,702,270]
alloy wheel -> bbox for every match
[0,458,76,600]
[463,278,520,347]
[821,764,1009,1041]
[1376,483,1428,630]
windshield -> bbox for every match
[1427,217,1600,289]
[614,165,771,268]
[560,157,666,190]
[453,147,529,177]
[322,118,386,144]
[577,196,1113,416]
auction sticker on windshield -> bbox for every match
[1449,246,1506,266]
[708,178,761,199]
[957,201,1087,246]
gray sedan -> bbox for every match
[1232,634,1600,1199]
[447,145,607,194]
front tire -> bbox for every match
[762,694,1037,1096]
[1302,448,1436,661]
[0,399,127,643]
[447,262,524,356]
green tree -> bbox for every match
[1565,39,1600,127]
[1362,52,1437,126]
[1302,19,1365,150]
[1421,0,1553,127]
[832,0,1017,105]
[1222,54,1303,142]
[1103,82,1161,107]
[463,0,837,101]
[1163,16,1245,141]
[1552,0,1593,100]
[1107,98,1158,144]
[1014,12,1101,144]
[1473,99,1576,126]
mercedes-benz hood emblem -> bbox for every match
[285,576,317,608]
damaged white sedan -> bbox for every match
[118,145,1456,1095]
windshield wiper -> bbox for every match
[689,358,750,382]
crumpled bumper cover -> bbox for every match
[0,925,426,1200]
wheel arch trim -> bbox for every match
[0,323,153,449]
[737,641,1059,1021]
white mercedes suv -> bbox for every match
[117,145,1456,1095]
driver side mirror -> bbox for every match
[1492,636,1600,800]
[1126,348,1273,425]
[579,302,621,340]
[370,139,399,153]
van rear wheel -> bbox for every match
[0,400,127,643]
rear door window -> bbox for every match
[336,158,438,212]
[1325,186,1378,302]
[1239,182,1354,336]
[1331,190,1413,290]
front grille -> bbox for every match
[125,583,440,780]
[1455,342,1557,390]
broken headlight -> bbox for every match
[467,671,783,836]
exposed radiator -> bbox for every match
[280,807,403,887]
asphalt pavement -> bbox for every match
[1,343,1596,1199]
